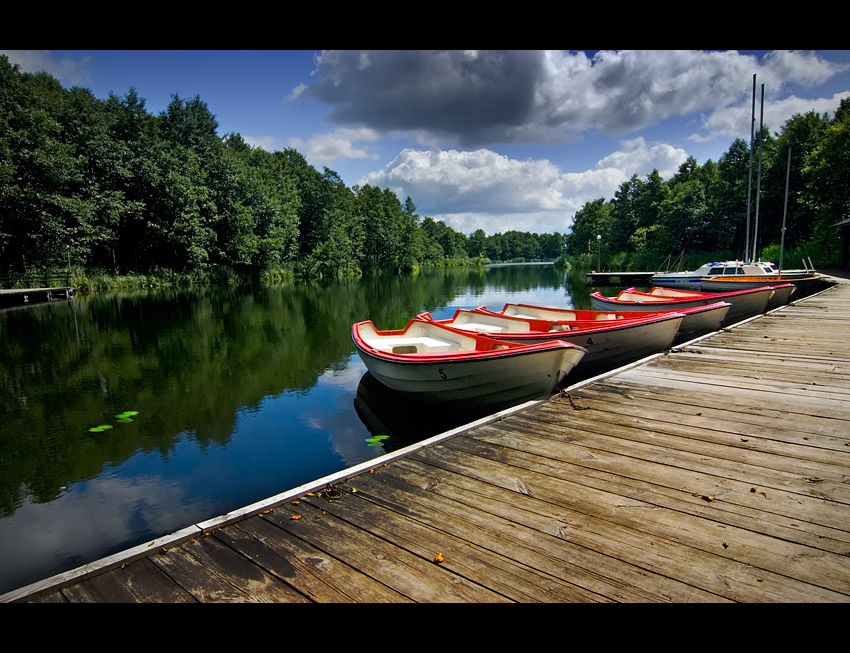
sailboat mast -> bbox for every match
[780,147,791,273]
[752,82,765,262]
[745,74,756,263]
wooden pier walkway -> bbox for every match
[586,270,655,285]
[0,286,72,308]
[5,278,850,603]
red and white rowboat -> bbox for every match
[351,318,586,404]
[416,307,684,378]
[590,285,775,325]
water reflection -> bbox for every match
[354,371,550,450]
[0,263,583,595]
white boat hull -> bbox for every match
[650,274,708,290]
[669,302,731,339]
[652,260,786,290]
[355,344,584,403]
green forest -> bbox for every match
[567,96,850,273]
[2,54,849,288]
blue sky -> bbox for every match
[4,49,850,236]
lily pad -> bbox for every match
[364,434,390,446]
[89,424,114,432]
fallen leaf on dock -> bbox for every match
[434,553,444,563]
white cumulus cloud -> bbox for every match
[361,137,690,234]
[290,128,382,168]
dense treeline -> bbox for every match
[0,56,565,284]
[566,97,850,271]
[3,55,848,284]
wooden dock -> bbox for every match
[4,278,850,603]
[0,286,72,308]
[586,270,654,285]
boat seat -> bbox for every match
[507,309,578,321]
[364,335,461,354]
[450,313,532,333]
[617,292,667,302]
[451,320,507,333]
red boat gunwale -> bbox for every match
[418,307,686,338]
[351,318,583,365]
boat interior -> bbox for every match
[442,311,534,334]
[500,304,626,321]
[357,320,505,355]
[647,287,701,297]
[613,291,676,302]
[436,309,656,335]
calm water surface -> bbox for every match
[0,264,600,595]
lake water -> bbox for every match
[0,263,605,595]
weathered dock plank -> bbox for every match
[5,277,850,603]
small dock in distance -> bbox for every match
[586,270,654,285]
[4,276,850,603]
[0,273,73,308]
[0,286,72,308]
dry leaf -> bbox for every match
[434,553,444,563]
[291,514,302,520]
